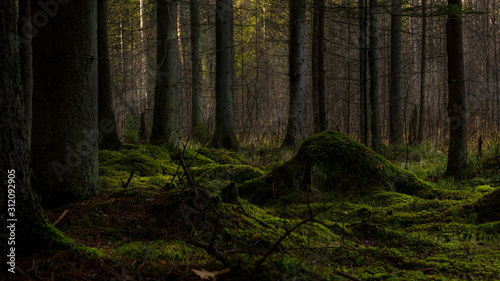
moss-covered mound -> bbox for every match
[192,164,263,184]
[473,188,500,222]
[240,131,431,203]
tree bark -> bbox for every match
[1,0,65,257]
[359,0,368,145]
[213,0,238,149]
[98,0,122,150]
[31,0,101,209]
[283,0,307,146]
[312,0,326,134]
[151,0,180,148]
[18,0,33,145]
[389,0,403,145]
[418,0,427,144]
[369,0,381,151]
[191,0,206,140]
[445,0,467,177]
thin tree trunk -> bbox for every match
[32,0,101,209]
[151,0,180,148]
[359,0,368,145]
[98,0,122,150]
[369,0,381,151]
[445,0,467,177]
[213,0,238,149]
[418,0,427,143]
[283,0,307,146]
[312,0,326,134]
[191,0,205,139]
[389,0,403,145]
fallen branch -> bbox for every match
[52,209,69,226]
[121,169,135,188]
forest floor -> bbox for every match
[4,132,500,280]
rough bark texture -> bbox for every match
[418,0,427,144]
[359,0,368,146]
[283,0,307,146]
[18,0,33,145]
[98,0,122,150]
[151,0,180,148]
[389,0,403,145]
[213,0,238,149]
[0,0,63,257]
[190,0,205,139]
[31,1,101,209]
[445,0,468,177]
[312,0,326,134]
[368,0,381,151]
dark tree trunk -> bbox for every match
[369,0,381,151]
[389,0,403,145]
[32,1,101,209]
[18,0,33,145]
[213,0,238,149]
[98,0,122,150]
[283,0,307,146]
[190,0,206,140]
[359,0,368,146]
[312,0,326,134]
[1,0,64,257]
[151,0,180,148]
[418,0,427,144]
[445,0,467,177]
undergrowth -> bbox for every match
[6,133,500,281]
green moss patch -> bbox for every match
[240,131,431,204]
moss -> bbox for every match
[473,187,500,222]
[198,147,246,164]
[192,164,263,184]
[239,131,431,204]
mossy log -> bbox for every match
[239,131,430,203]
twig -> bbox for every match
[177,149,196,189]
[335,270,362,281]
[252,218,314,275]
[52,209,69,226]
[121,169,135,188]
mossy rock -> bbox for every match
[239,131,431,204]
[99,145,176,177]
[192,164,263,184]
[472,188,500,222]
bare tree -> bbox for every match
[312,0,326,134]
[283,0,307,146]
[213,0,239,149]
[98,0,122,150]
[445,0,467,177]
[191,0,206,139]
[369,0,381,151]
[389,0,403,145]
[359,0,368,146]
[151,0,180,148]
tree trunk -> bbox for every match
[213,0,238,149]
[18,0,33,145]
[98,0,122,150]
[1,0,65,257]
[151,0,180,148]
[31,0,101,209]
[312,0,326,134]
[368,0,381,151]
[191,0,206,140]
[359,0,368,145]
[283,0,307,146]
[389,0,403,145]
[418,0,427,144]
[445,0,467,177]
